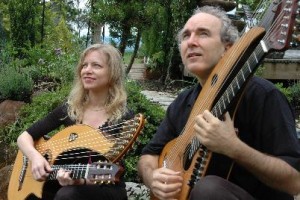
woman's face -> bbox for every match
[80,50,110,92]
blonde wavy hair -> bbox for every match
[67,43,127,123]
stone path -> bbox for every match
[128,62,177,110]
[140,90,176,110]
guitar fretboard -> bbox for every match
[211,42,267,118]
[48,164,88,180]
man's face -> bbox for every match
[180,12,228,82]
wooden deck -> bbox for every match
[127,63,145,80]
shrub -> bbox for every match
[275,82,292,102]
[289,82,300,110]
[0,66,34,102]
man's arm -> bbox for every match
[228,139,300,195]
[195,111,300,195]
[138,154,159,188]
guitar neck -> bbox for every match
[48,164,88,180]
[211,40,267,118]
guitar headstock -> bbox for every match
[266,0,299,51]
[86,161,123,184]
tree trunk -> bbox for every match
[91,23,103,44]
[126,28,142,74]
[40,0,46,47]
[118,24,131,56]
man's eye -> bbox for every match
[199,32,208,37]
[182,33,190,40]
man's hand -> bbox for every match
[194,110,239,156]
[151,167,183,200]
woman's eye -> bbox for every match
[93,64,101,68]
[82,64,87,68]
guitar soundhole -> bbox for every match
[211,74,218,86]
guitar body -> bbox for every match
[9,150,45,200]
[159,139,212,200]
[8,124,112,200]
[8,114,145,200]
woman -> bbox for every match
[17,43,132,200]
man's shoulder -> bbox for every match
[247,76,278,93]
[177,83,200,99]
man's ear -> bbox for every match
[224,43,232,51]
[221,43,232,57]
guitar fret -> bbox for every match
[246,61,252,73]
[235,77,240,89]
[85,164,89,179]
[217,102,222,117]
[253,51,259,63]
[230,84,235,96]
[222,96,226,109]
[226,90,230,103]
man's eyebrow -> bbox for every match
[180,29,190,37]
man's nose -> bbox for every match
[187,33,198,46]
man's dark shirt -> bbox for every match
[142,76,300,200]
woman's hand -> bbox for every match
[57,169,76,186]
[56,169,86,186]
[30,153,52,181]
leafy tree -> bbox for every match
[8,0,39,56]
[141,0,198,83]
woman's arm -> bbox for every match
[17,131,52,181]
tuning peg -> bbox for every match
[296,17,300,24]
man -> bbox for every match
[138,6,300,200]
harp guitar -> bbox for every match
[8,113,145,200]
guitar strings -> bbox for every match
[33,116,142,162]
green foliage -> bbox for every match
[44,17,79,53]
[0,42,18,67]
[0,66,34,102]
[124,80,165,182]
[8,0,39,55]
[21,45,79,84]
[275,83,292,102]
[275,81,300,113]
[287,82,300,110]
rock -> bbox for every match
[0,165,12,200]
[0,100,25,128]
[126,182,150,200]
